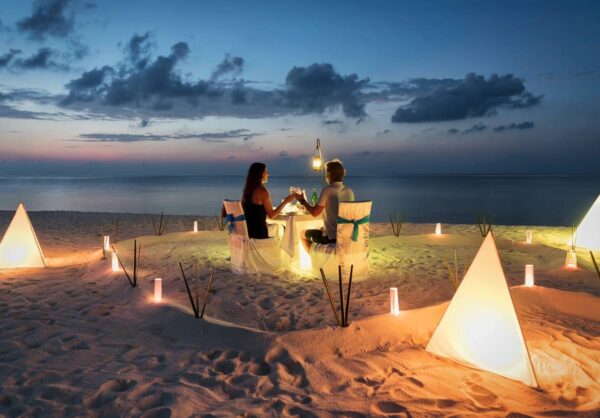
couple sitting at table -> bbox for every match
[241,160,354,250]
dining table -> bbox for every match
[271,209,324,270]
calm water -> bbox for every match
[0,175,598,226]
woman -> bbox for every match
[241,162,293,239]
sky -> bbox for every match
[0,0,599,176]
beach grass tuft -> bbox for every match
[476,210,495,237]
[151,212,170,236]
[443,249,464,292]
[112,240,141,288]
[388,210,403,237]
[179,259,214,319]
[590,251,600,281]
[215,213,225,231]
[319,265,354,327]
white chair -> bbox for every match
[310,201,372,278]
[223,200,283,274]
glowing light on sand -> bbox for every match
[426,233,538,387]
[111,251,120,272]
[0,203,45,268]
[154,278,162,302]
[576,194,600,249]
[193,221,198,233]
[565,250,577,269]
[525,264,534,287]
[435,223,442,235]
[299,243,312,270]
[526,230,532,244]
[390,287,400,315]
[103,235,110,251]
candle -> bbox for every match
[111,251,120,272]
[390,287,400,315]
[565,250,577,269]
[526,230,532,244]
[435,223,442,235]
[103,235,110,251]
[525,264,534,287]
[193,220,198,233]
[154,278,162,302]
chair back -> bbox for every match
[222,200,249,238]
[336,201,372,255]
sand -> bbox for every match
[0,210,599,417]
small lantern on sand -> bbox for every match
[565,250,577,269]
[525,264,534,287]
[154,278,162,302]
[390,287,400,315]
[103,235,110,252]
[193,221,198,233]
[435,223,442,235]
[526,230,532,244]
[111,251,120,272]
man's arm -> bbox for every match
[294,192,324,217]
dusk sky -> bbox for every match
[1,0,599,176]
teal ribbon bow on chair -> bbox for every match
[337,215,370,242]
[226,214,246,233]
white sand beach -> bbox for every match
[0,211,599,417]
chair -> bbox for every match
[223,200,283,274]
[309,201,372,278]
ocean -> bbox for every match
[0,175,598,226]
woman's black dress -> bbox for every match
[243,202,269,239]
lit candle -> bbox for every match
[193,220,198,233]
[154,278,162,302]
[525,264,534,287]
[435,223,442,235]
[103,235,110,251]
[111,251,120,272]
[565,250,577,269]
[390,287,400,315]
[526,230,532,244]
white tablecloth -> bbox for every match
[273,213,323,258]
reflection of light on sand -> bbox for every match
[299,243,312,270]
[1,244,28,265]
[464,309,522,371]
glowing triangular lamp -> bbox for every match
[0,203,45,268]
[426,233,538,387]
[577,194,600,249]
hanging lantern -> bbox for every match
[193,220,198,233]
[390,287,400,315]
[111,251,120,272]
[154,278,162,302]
[565,250,577,269]
[526,230,532,244]
[435,223,442,235]
[312,138,323,172]
[524,264,534,287]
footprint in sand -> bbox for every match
[372,400,410,416]
[83,378,137,409]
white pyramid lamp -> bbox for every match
[426,233,538,387]
[576,194,600,249]
[0,203,45,268]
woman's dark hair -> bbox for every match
[243,162,266,204]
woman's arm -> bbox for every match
[260,188,293,219]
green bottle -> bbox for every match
[311,188,318,206]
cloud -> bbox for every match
[282,63,369,118]
[447,123,487,135]
[279,150,289,157]
[392,73,543,123]
[138,118,150,127]
[17,0,74,40]
[13,48,69,71]
[76,128,262,142]
[0,49,22,68]
[322,119,343,125]
[211,54,244,80]
[376,129,391,136]
[493,121,535,132]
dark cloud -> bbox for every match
[369,78,461,99]
[447,128,460,135]
[322,119,343,125]
[77,129,261,143]
[447,123,487,135]
[13,48,69,71]
[493,121,535,132]
[279,150,289,157]
[138,118,150,127]
[0,49,22,68]
[211,54,244,80]
[392,73,543,123]
[376,129,391,136]
[17,0,74,40]
[282,63,369,118]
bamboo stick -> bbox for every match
[591,251,600,281]
[338,265,345,327]
[320,268,341,326]
[344,265,354,326]
[200,270,214,319]
[179,261,199,317]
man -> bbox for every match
[294,160,355,252]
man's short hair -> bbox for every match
[325,160,345,182]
